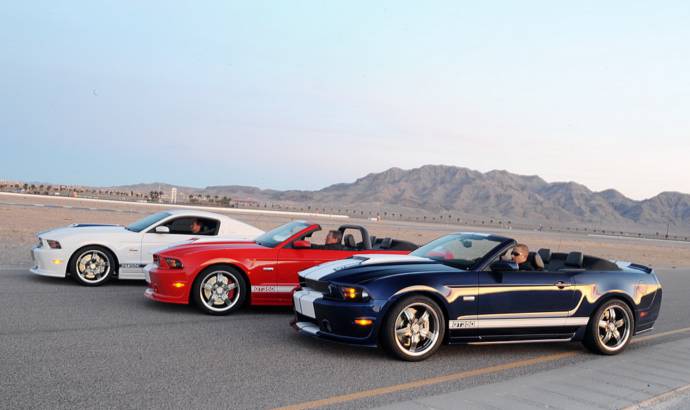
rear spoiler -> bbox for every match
[614,261,653,274]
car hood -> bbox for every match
[147,236,259,255]
[299,254,435,283]
[158,241,269,257]
[38,224,128,240]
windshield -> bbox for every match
[411,233,505,270]
[126,211,171,233]
[255,221,311,248]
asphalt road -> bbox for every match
[1,268,689,410]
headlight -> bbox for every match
[46,240,61,249]
[164,257,184,269]
[330,285,370,302]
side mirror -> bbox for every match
[293,240,311,249]
[490,260,518,272]
[155,226,170,234]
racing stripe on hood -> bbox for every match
[299,254,432,281]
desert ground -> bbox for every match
[2,192,689,269]
[2,192,690,409]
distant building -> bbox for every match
[233,198,260,208]
[171,187,178,204]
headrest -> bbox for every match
[565,252,584,268]
[380,237,393,249]
[529,252,544,270]
[538,248,552,263]
[344,234,356,248]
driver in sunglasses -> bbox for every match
[511,243,535,271]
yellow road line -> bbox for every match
[275,326,690,410]
[621,383,690,410]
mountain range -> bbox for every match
[111,165,690,235]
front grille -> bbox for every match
[299,277,330,293]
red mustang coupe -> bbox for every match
[144,220,418,315]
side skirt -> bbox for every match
[468,337,574,345]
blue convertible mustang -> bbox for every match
[292,233,662,361]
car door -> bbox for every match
[443,270,480,343]
[475,267,578,341]
[140,216,204,265]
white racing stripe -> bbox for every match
[450,317,589,329]
[293,289,323,318]
[251,285,296,293]
[299,254,431,281]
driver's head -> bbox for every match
[190,219,202,234]
[511,244,529,264]
[325,230,342,245]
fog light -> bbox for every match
[172,282,185,288]
[354,318,373,326]
[52,259,63,265]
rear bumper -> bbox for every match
[292,288,383,347]
[29,246,68,278]
[144,265,191,305]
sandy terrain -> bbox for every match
[1,193,689,269]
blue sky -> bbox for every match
[1,1,689,199]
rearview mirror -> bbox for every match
[293,240,311,249]
[490,260,518,272]
[155,226,170,234]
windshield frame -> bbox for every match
[254,221,312,248]
[411,233,509,270]
[125,211,172,233]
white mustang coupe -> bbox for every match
[30,209,264,286]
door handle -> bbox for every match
[555,281,572,289]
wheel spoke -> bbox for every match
[419,311,430,325]
[226,283,237,291]
[396,327,412,337]
[612,329,621,341]
[216,273,224,283]
[615,319,625,329]
[409,335,419,351]
[609,308,616,321]
[402,308,416,324]
[602,332,612,344]
[598,320,608,329]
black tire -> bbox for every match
[583,299,634,355]
[70,246,116,286]
[381,295,445,361]
[191,265,248,315]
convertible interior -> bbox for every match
[516,248,621,271]
[300,224,418,251]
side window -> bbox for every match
[155,217,220,236]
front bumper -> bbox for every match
[292,288,384,347]
[144,264,191,305]
[29,246,68,278]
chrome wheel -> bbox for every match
[75,250,110,284]
[199,271,240,313]
[597,304,631,352]
[394,302,440,357]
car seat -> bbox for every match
[528,252,545,271]
[537,248,552,264]
[343,234,357,249]
[564,252,584,269]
